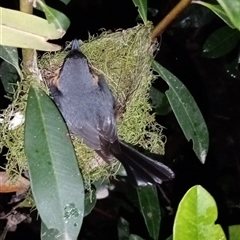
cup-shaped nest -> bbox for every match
[0,23,165,188]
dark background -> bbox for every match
[1,0,240,239]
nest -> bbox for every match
[0,23,166,189]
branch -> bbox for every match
[20,0,35,76]
[151,0,192,40]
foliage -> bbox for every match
[173,185,226,240]
[25,87,84,239]
[0,7,64,51]
[132,0,148,24]
[137,185,160,240]
[1,0,240,239]
[193,0,240,77]
[152,61,209,164]
[194,0,240,30]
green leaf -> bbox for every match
[36,0,70,32]
[118,218,130,240]
[0,46,21,93]
[193,2,234,28]
[152,60,209,164]
[173,185,226,240]
[84,190,97,217]
[137,185,160,240]
[203,26,240,58]
[0,61,20,94]
[0,45,22,79]
[24,86,84,240]
[129,234,144,240]
[0,7,61,51]
[229,225,240,240]
[132,0,148,24]
[217,0,240,30]
[150,87,172,115]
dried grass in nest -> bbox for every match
[0,23,166,189]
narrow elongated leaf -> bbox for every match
[137,185,160,240]
[36,0,70,32]
[118,218,130,240]
[193,1,234,28]
[25,86,84,240]
[0,61,20,93]
[0,7,61,51]
[84,190,97,217]
[0,45,22,79]
[173,185,226,240]
[132,0,148,24]
[217,0,240,30]
[0,44,20,94]
[152,60,209,163]
[203,25,240,58]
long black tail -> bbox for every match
[111,141,175,187]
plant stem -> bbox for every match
[20,0,34,75]
[151,0,192,40]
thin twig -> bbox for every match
[151,0,192,40]
[20,0,34,76]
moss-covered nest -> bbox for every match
[0,23,166,188]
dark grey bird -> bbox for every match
[48,39,174,187]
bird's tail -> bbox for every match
[111,141,175,187]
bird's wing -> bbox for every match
[67,117,101,150]
[97,115,118,143]
[68,113,118,152]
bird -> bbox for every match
[47,39,174,187]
